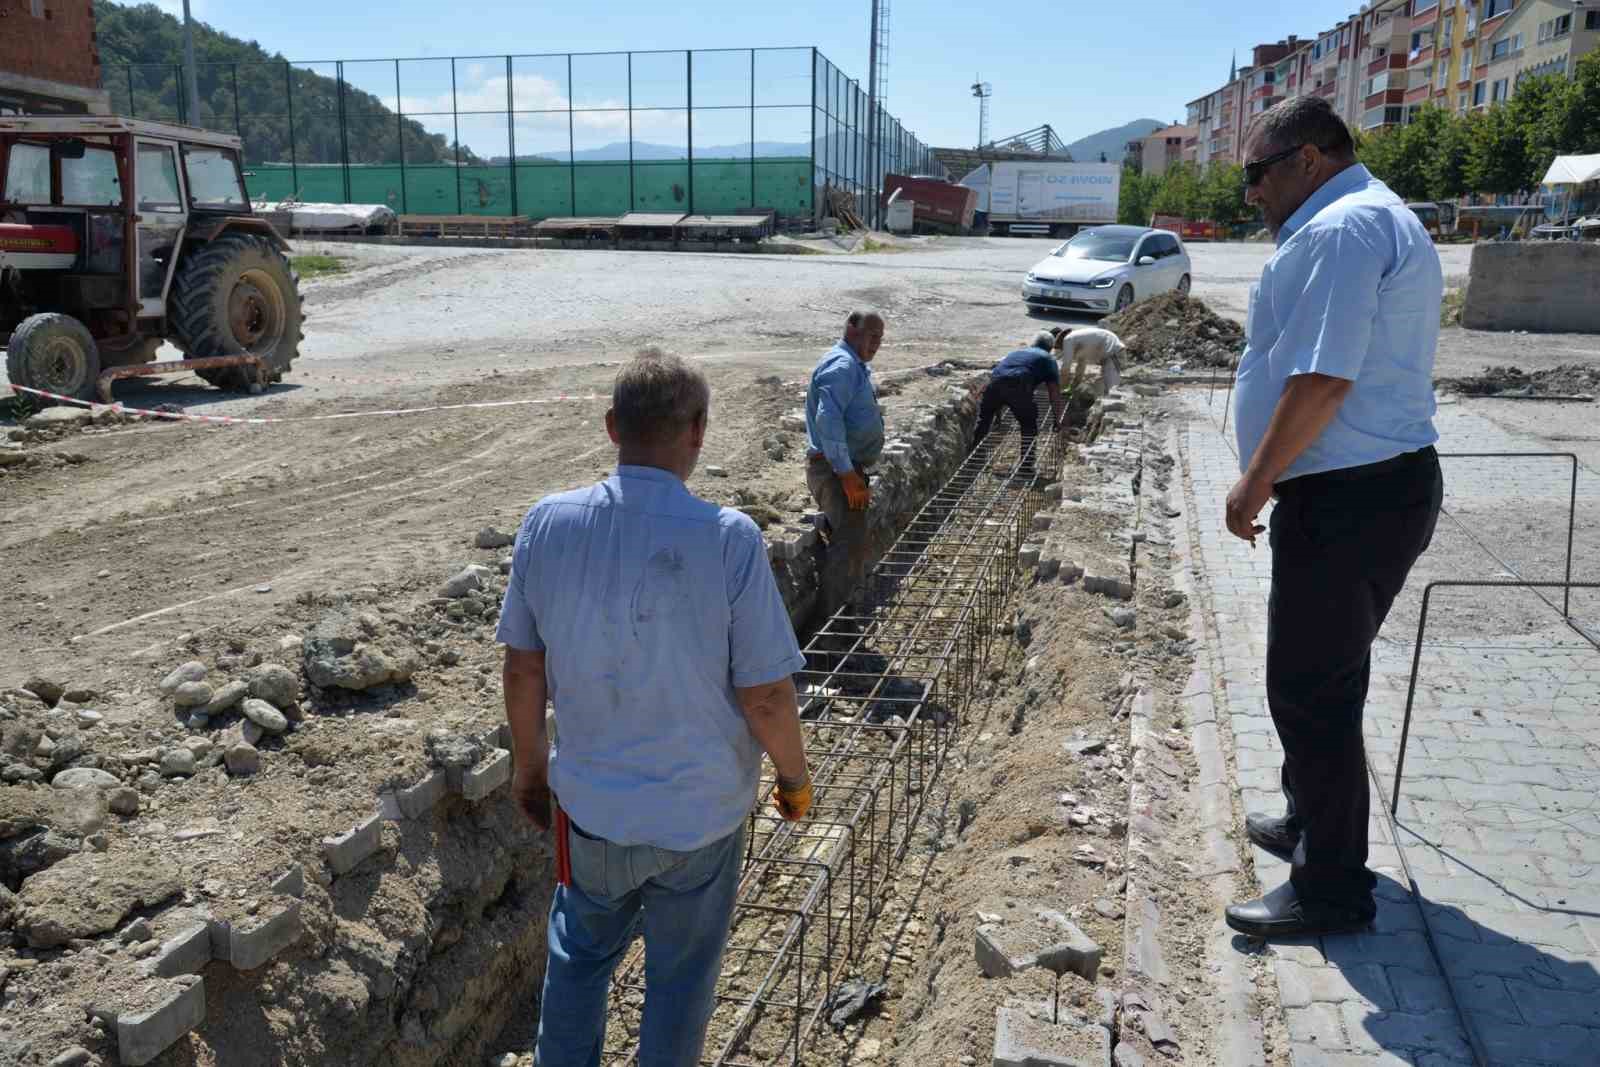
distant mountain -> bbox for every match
[506,140,810,164]
[1064,120,1166,165]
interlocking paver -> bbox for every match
[1174,394,1600,1067]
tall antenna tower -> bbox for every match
[867,0,892,226]
[971,77,992,150]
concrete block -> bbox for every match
[270,864,304,899]
[142,922,211,978]
[1031,514,1053,532]
[228,898,302,971]
[323,812,383,876]
[1083,573,1134,600]
[117,978,206,1066]
[994,1005,1111,1067]
[396,769,447,819]
[462,748,512,802]
[1462,242,1600,333]
[975,909,1101,981]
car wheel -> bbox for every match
[1114,285,1135,312]
[1177,274,1191,296]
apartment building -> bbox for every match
[1134,123,1196,176]
[0,0,110,116]
[1479,0,1600,108]
[1184,39,1306,166]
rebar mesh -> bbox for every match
[603,389,1062,1066]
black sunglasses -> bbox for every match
[1243,143,1305,187]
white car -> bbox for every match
[1021,225,1191,316]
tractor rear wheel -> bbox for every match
[169,233,303,391]
[5,313,101,403]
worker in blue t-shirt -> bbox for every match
[971,331,1065,474]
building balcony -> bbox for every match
[1365,88,1406,109]
[1412,10,1440,31]
[1404,83,1433,103]
[1316,81,1339,98]
[1367,53,1407,75]
[1249,83,1277,100]
[1409,46,1434,67]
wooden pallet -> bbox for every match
[393,215,531,238]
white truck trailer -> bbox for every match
[959,160,1121,237]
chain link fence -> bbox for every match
[104,48,943,223]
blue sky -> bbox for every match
[147,0,1367,150]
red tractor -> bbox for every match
[1,116,303,403]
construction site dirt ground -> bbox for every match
[4,236,1599,1066]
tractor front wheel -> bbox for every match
[170,234,303,391]
[5,313,102,403]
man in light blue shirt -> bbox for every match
[498,349,813,1066]
[805,311,886,617]
[1221,97,1444,941]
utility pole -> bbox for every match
[866,0,881,229]
[182,0,201,127]
[971,78,992,150]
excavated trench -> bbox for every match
[0,375,997,1067]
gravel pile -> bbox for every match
[1102,292,1244,369]
[1434,363,1600,398]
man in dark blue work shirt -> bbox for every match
[970,331,1065,475]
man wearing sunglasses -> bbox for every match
[1222,97,1444,940]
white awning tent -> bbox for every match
[1540,153,1600,185]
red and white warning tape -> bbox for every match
[8,384,604,425]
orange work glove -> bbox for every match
[839,470,870,511]
[773,774,813,822]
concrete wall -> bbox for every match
[1461,241,1600,333]
[0,0,110,114]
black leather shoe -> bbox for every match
[1225,880,1375,939]
[1245,812,1300,863]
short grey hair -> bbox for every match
[611,347,710,446]
[1032,331,1057,351]
[1250,96,1355,160]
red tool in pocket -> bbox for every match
[554,803,572,888]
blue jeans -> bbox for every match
[535,820,746,1067]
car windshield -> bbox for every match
[1055,232,1137,262]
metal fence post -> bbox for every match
[750,48,757,210]
[627,52,635,211]
[568,53,577,217]
[395,60,408,215]
[686,50,695,215]
[448,60,461,214]
[232,64,242,138]
[809,48,818,223]
[336,61,352,203]
[175,64,186,123]
[506,55,518,218]
[284,62,299,197]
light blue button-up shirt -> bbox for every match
[1234,164,1441,481]
[495,465,806,851]
[806,340,885,474]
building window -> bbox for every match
[1461,45,1474,80]
[1443,15,1454,40]
[1458,91,1469,110]
[1589,11,1600,31]
[1413,0,1438,13]
[1490,38,1510,60]
[1554,14,1571,37]
[1484,0,1511,18]
[1473,81,1486,105]
[29,0,44,15]
[1491,77,1509,102]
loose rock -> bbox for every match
[160,748,197,777]
[159,661,207,694]
[475,526,515,549]
[440,565,495,598]
[23,676,63,705]
[241,699,289,734]
[224,742,261,776]
[170,681,213,709]
[201,679,249,716]
[107,787,140,816]
[248,663,301,709]
[51,767,120,791]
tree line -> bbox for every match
[1118,49,1600,224]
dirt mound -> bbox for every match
[1435,363,1600,398]
[1101,292,1243,370]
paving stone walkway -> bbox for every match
[1173,390,1600,1067]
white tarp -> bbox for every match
[254,201,396,231]
[959,164,992,213]
[1540,154,1600,185]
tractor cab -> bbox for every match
[1,116,301,402]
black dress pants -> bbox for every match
[1266,446,1443,909]
[972,377,1039,469]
